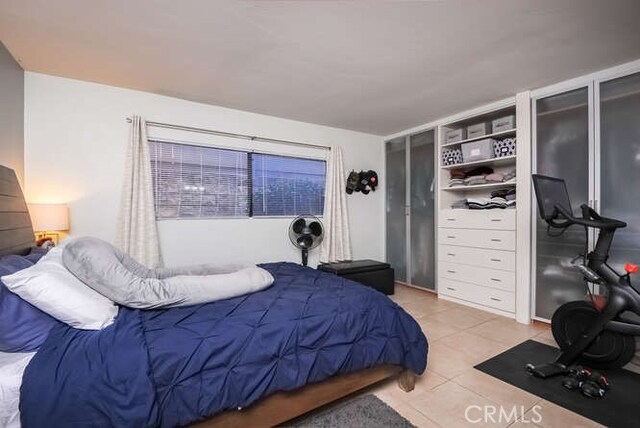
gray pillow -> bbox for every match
[62,237,274,309]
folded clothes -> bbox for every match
[465,176,487,186]
[503,169,516,181]
[450,168,467,179]
[451,199,468,209]
[468,202,507,210]
[485,172,504,182]
[491,189,510,198]
[449,178,466,187]
[450,195,515,210]
[466,195,514,210]
[466,166,494,178]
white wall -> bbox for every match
[24,73,384,267]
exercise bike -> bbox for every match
[526,174,640,379]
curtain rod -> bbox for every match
[126,117,330,151]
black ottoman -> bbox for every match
[317,259,395,295]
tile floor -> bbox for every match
[366,284,603,427]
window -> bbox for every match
[149,140,326,219]
[251,153,326,217]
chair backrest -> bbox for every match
[532,174,573,222]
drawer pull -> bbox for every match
[490,297,502,302]
[490,219,502,222]
[447,236,456,239]
[447,253,456,256]
[446,218,457,221]
[447,270,457,274]
[490,278,502,282]
[490,238,502,242]
[490,258,502,262]
[446,287,456,291]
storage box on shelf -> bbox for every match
[461,138,496,162]
[437,104,518,316]
[492,115,515,133]
[445,128,466,143]
[494,137,516,158]
[467,122,490,139]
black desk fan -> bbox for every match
[289,216,324,266]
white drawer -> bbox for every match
[439,262,515,291]
[439,209,515,230]
[438,278,515,313]
[439,245,515,272]
[439,228,515,251]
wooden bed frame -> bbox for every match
[0,164,418,427]
[194,366,416,427]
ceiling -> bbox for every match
[2,0,640,136]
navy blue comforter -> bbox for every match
[20,262,427,427]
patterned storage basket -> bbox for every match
[442,147,463,166]
[493,137,517,158]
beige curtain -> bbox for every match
[115,116,163,268]
[320,147,352,263]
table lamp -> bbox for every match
[28,203,69,244]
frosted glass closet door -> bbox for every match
[386,138,407,282]
[600,72,640,270]
[410,131,435,290]
[534,88,590,320]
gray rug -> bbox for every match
[286,394,415,428]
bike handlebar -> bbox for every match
[551,204,627,230]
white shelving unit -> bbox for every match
[436,104,520,317]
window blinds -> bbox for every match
[251,153,326,217]
[149,141,326,219]
[149,141,250,218]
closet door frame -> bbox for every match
[384,129,438,291]
[407,128,439,292]
[529,81,596,322]
[529,61,640,322]
[593,63,640,217]
[404,134,412,286]
[384,137,408,284]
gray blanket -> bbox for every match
[62,237,274,309]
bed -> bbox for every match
[0,164,428,427]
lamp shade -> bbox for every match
[28,204,69,232]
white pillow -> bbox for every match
[1,247,118,330]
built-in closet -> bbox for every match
[436,103,522,316]
[532,70,640,320]
[384,59,639,325]
[385,130,436,291]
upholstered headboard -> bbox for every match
[0,165,34,256]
